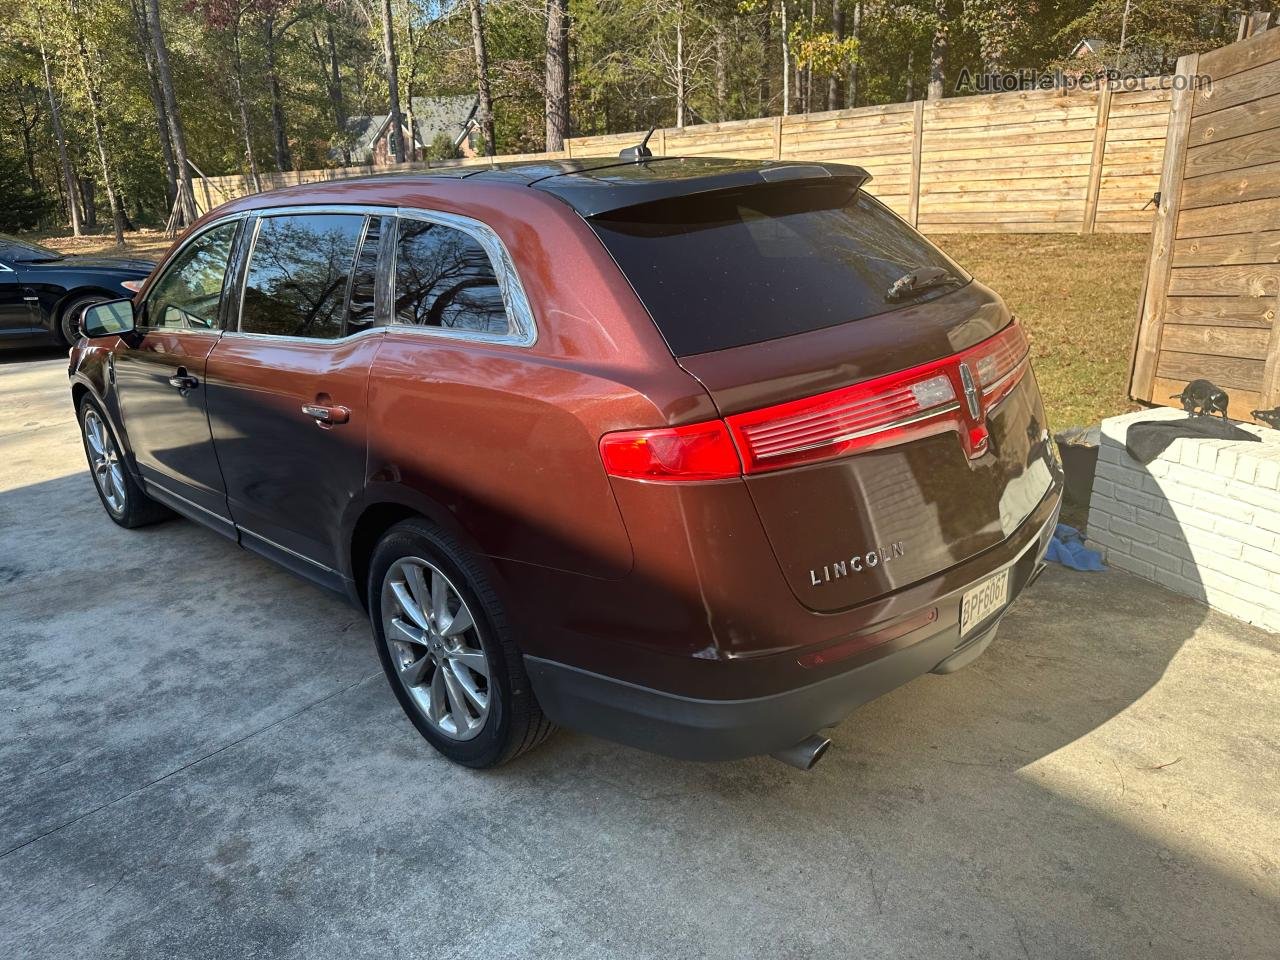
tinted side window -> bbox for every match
[347,215,386,332]
[144,220,239,330]
[240,213,364,339]
[393,219,509,336]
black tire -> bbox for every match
[77,395,171,529]
[59,293,108,347]
[369,518,555,768]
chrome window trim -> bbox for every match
[0,260,14,274]
[138,212,247,334]
[392,206,538,348]
[232,206,390,344]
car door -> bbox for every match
[0,258,38,338]
[204,208,387,587]
[113,217,242,535]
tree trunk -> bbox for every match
[264,14,292,171]
[905,45,915,101]
[11,81,39,184]
[545,0,570,150]
[232,24,261,191]
[129,0,176,206]
[81,177,96,228]
[143,0,196,223]
[675,3,686,127]
[847,0,860,107]
[326,21,346,133]
[758,8,771,113]
[40,41,81,236]
[71,1,125,245]
[379,0,406,163]
[828,0,842,110]
[714,25,728,121]
[781,0,790,116]
[467,0,496,155]
[927,0,947,100]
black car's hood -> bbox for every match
[23,254,154,273]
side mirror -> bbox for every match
[81,298,135,338]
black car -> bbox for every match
[0,235,154,349]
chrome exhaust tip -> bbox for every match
[770,734,832,771]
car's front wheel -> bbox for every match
[59,294,108,346]
[369,519,554,768]
[78,397,169,528]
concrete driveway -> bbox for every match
[2,350,1278,959]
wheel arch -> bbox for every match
[345,486,488,611]
[53,287,120,341]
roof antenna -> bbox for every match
[619,126,656,161]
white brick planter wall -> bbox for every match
[1088,408,1280,634]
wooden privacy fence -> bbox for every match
[196,82,1172,234]
[1130,26,1280,421]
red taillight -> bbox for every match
[599,420,743,481]
[726,363,961,471]
[727,320,1028,471]
[121,279,145,293]
[968,321,1030,407]
[600,321,1029,482]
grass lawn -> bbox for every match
[938,233,1150,430]
[35,228,1150,430]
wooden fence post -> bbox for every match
[1082,84,1113,234]
[908,100,924,228]
[772,116,782,160]
[1130,53,1199,403]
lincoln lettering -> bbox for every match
[809,542,906,586]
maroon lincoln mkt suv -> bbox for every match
[69,156,1063,769]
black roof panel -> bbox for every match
[529,157,872,216]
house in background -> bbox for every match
[334,95,480,166]
[1068,37,1107,60]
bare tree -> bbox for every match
[380,0,406,162]
[39,40,82,236]
[129,0,177,205]
[828,0,842,109]
[143,0,198,223]
[468,0,496,154]
[545,0,569,150]
[927,0,947,100]
[69,0,125,245]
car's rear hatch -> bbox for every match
[586,172,1058,613]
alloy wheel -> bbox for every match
[380,557,491,741]
[84,408,126,514]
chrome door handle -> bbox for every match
[301,403,350,425]
[168,369,198,393]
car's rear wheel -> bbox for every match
[369,519,554,767]
[59,294,108,346]
[78,397,170,528]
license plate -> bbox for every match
[960,569,1010,637]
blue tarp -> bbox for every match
[1045,523,1107,572]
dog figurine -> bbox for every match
[1173,379,1229,418]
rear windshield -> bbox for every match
[589,180,969,356]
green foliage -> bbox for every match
[0,0,1256,234]
[427,130,462,161]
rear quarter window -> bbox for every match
[589,181,969,356]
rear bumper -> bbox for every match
[524,493,1058,761]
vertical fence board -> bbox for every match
[1082,85,1113,233]
[908,100,924,227]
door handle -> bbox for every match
[301,403,350,425]
[168,368,198,393]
